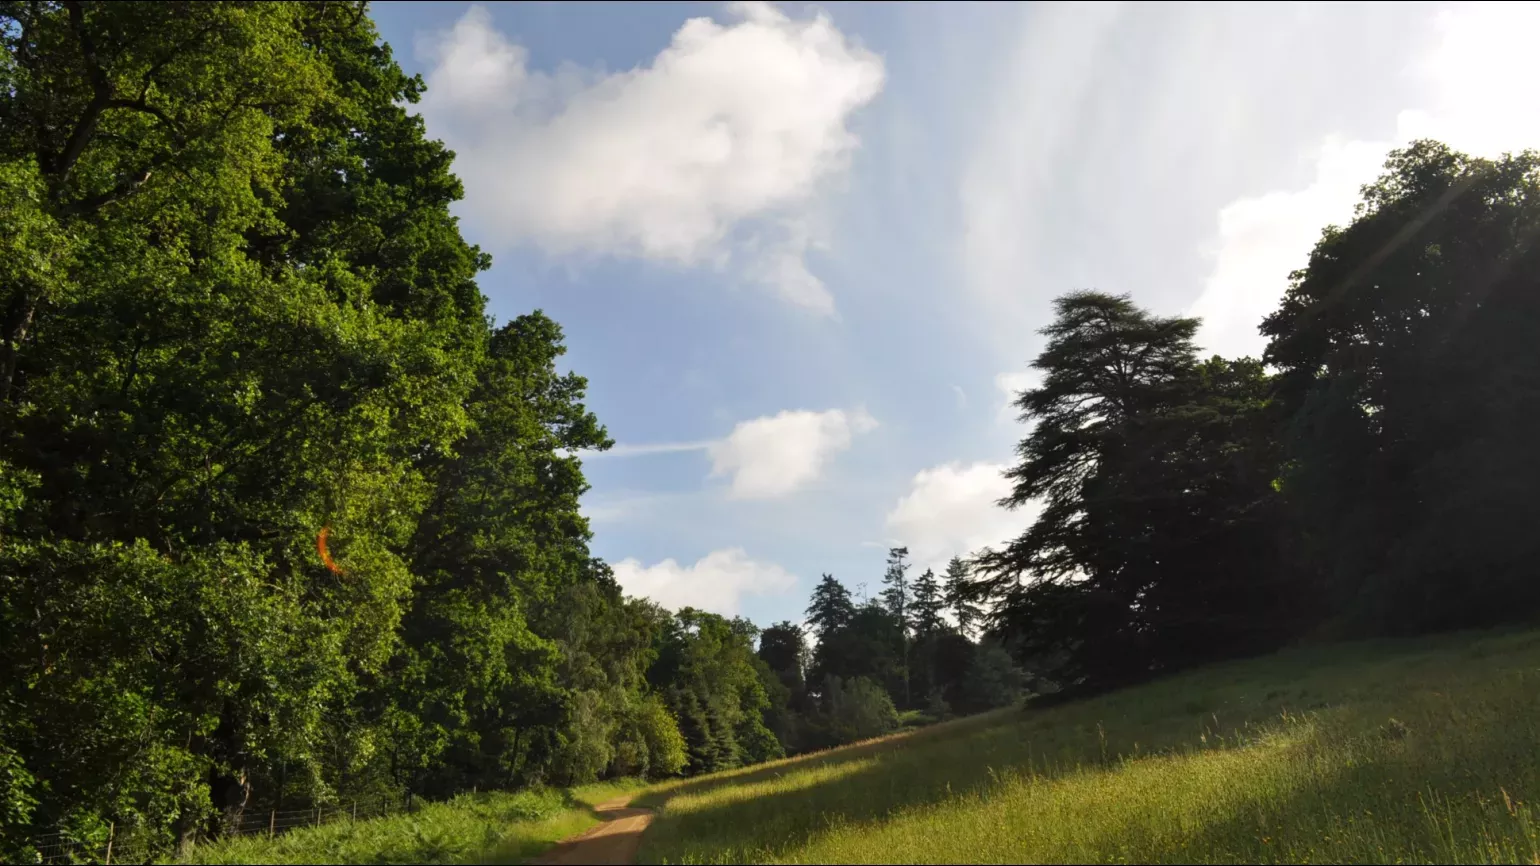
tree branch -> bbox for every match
[51,0,113,181]
[62,150,172,216]
[106,96,183,141]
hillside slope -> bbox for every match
[635,628,1540,864]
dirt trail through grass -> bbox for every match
[530,796,654,865]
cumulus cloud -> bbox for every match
[884,461,1037,571]
[611,547,797,616]
[709,407,878,499]
[1189,138,1391,360]
[1191,2,1540,359]
[415,2,885,314]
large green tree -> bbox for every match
[390,312,614,798]
[0,1,487,854]
[1263,139,1540,634]
[975,292,1293,691]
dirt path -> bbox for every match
[529,796,655,866]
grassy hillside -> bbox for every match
[635,627,1540,864]
[186,780,641,865]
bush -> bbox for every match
[959,643,1025,713]
[819,676,899,744]
[925,688,952,722]
[735,716,785,765]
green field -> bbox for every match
[178,627,1540,865]
[634,628,1540,864]
[186,780,641,865]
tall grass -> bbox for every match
[637,627,1540,864]
[187,779,644,865]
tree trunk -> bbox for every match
[0,288,37,407]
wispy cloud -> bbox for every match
[583,440,715,459]
[580,406,879,502]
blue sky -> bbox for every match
[368,1,1540,627]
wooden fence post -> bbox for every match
[269,810,276,838]
[104,822,114,865]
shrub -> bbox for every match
[959,643,1025,713]
[820,675,899,744]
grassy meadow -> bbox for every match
[185,779,641,865]
[635,627,1540,864]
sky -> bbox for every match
[367,0,1540,628]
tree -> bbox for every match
[758,621,808,688]
[973,291,1295,692]
[880,547,912,705]
[757,621,809,717]
[805,574,855,641]
[393,312,613,797]
[809,600,904,705]
[1,2,493,850]
[880,547,911,633]
[973,292,1202,689]
[943,557,983,640]
[1262,140,1540,634]
[648,609,780,776]
[911,568,944,638]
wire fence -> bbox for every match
[25,792,422,865]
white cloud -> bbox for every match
[709,407,877,499]
[612,547,797,616]
[1191,2,1540,359]
[994,369,1038,425]
[1189,138,1391,360]
[884,461,1037,572]
[415,3,885,314]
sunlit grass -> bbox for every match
[638,627,1540,864]
[187,779,646,865]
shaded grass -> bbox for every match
[187,779,646,865]
[638,627,1540,864]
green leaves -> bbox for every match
[0,1,533,852]
[1262,140,1540,634]
[977,292,1294,690]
